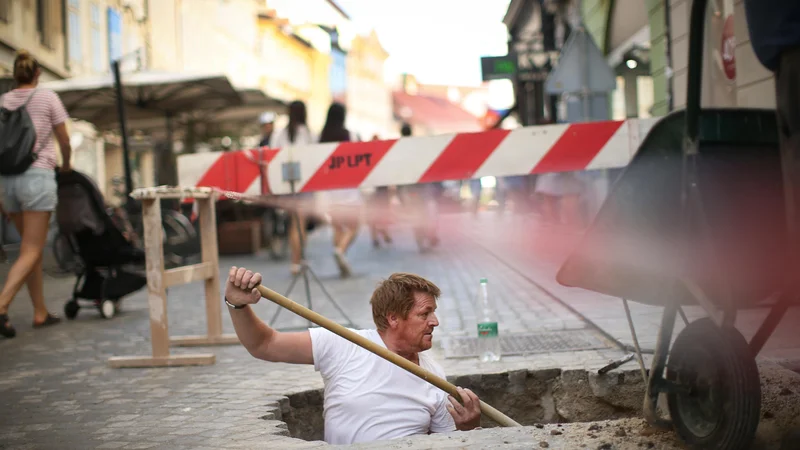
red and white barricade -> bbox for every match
[177,117,659,196]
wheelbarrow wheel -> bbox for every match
[666,317,761,450]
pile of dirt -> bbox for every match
[752,361,800,449]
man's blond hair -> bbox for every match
[370,273,441,331]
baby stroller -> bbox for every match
[55,170,147,319]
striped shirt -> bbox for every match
[1,87,69,171]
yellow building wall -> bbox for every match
[0,0,69,79]
[257,18,331,132]
[346,31,394,139]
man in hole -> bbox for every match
[224,266,482,445]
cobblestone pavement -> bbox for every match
[0,214,628,449]
[1,211,798,449]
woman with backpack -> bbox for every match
[0,50,73,338]
[270,100,317,276]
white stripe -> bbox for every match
[244,177,261,196]
[177,153,222,187]
[185,118,666,194]
[266,143,339,194]
[361,133,457,187]
[473,124,570,179]
[586,117,659,170]
[266,148,292,194]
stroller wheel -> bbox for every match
[99,299,116,319]
[64,300,80,320]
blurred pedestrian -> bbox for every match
[398,123,440,252]
[533,172,585,228]
[318,102,362,277]
[367,134,393,248]
[0,194,7,263]
[0,50,73,338]
[469,178,481,216]
[270,100,317,276]
[258,111,275,147]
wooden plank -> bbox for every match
[130,186,215,200]
[107,353,216,368]
[142,198,170,359]
[163,262,214,287]
[199,198,223,339]
[169,334,240,347]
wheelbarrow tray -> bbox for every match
[557,108,791,310]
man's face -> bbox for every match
[394,292,439,353]
[262,122,274,135]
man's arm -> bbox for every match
[53,123,72,172]
[226,266,313,365]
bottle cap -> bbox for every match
[480,278,488,284]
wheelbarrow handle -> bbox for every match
[255,284,522,428]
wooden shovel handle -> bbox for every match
[255,284,522,428]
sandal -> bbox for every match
[0,314,16,338]
[32,313,61,328]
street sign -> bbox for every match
[545,28,615,95]
[481,55,517,81]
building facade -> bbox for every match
[506,0,777,126]
[0,0,151,198]
[393,74,483,136]
[256,11,332,133]
[503,0,573,126]
[345,30,393,140]
[581,0,775,117]
[0,0,70,82]
[263,0,354,133]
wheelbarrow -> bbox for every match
[556,1,798,449]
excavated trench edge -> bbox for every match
[259,367,649,443]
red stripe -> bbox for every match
[418,129,510,183]
[194,154,231,190]
[185,148,280,203]
[194,148,279,191]
[532,121,624,174]
[302,140,396,192]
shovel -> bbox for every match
[255,284,522,428]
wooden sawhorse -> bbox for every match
[108,186,238,368]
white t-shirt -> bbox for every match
[268,124,316,149]
[308,327,456,445]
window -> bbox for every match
[611,76,626,120]
[0,0,10,23]
[107,7,122,62]
[636,76,654,118]
[329,49,347,101]
[36,0,56,48]
[90,3,103,72]
[67,0,81,65]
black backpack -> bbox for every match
[0,89,39,176]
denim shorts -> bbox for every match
[0,167,58,213]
